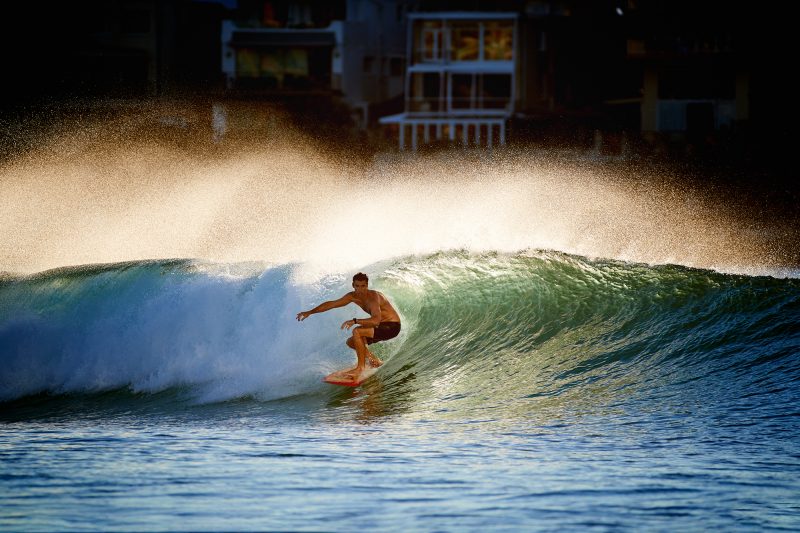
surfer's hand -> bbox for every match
[297,311,309,321]
[341,319,355,330]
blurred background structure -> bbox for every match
[0,1,785,175]
[379,11,517,151]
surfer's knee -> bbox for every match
[353,328,374,345]
[352,329,370,346]
[353,327,371,339]
[346,337,355,348]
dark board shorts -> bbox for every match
[366,321,401,345]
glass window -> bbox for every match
[413,20,444,63]
[448,74,511,111]
[409,72,442,112]
[450,22,479,61]
[259,50,283,86]
[451,74,473,109]
[484,21,513,60]
[237,49,261,78]
[480,74,511,109]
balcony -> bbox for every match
[221,20,339,93]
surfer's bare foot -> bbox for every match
[365,350,382,368]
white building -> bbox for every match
[380,12,518,151]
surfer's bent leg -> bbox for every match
[347,334,381,368]
[363,323,399,368]
[349,327,374,375]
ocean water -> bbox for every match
[2,251,799,531]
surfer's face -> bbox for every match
[353,280,368,295]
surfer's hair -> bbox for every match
[353,272,369,283]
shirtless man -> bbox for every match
[296,272,401,380]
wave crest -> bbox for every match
[1,252,798,405]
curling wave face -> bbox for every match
[2,251,798,412]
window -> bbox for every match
[480,74,512,108]
[237,49,260,78]
[450,22,479,61]
[409,72,442,112]
[237,47,327,89]
[451,74,473,109]
[484,22,513,60]
[413,18,514,63]
[448,73,512,111]
[414,20,444,63]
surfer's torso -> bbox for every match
[350,290,401,323]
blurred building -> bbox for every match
[379,12,517,150]
[220,0,408,127]
[1,0,764,157]
[376,0,756,151]
[619,1,751,136]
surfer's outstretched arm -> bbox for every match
[296,293,353,321]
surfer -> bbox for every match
[297,272,401,380]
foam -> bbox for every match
[0,263,356,402]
